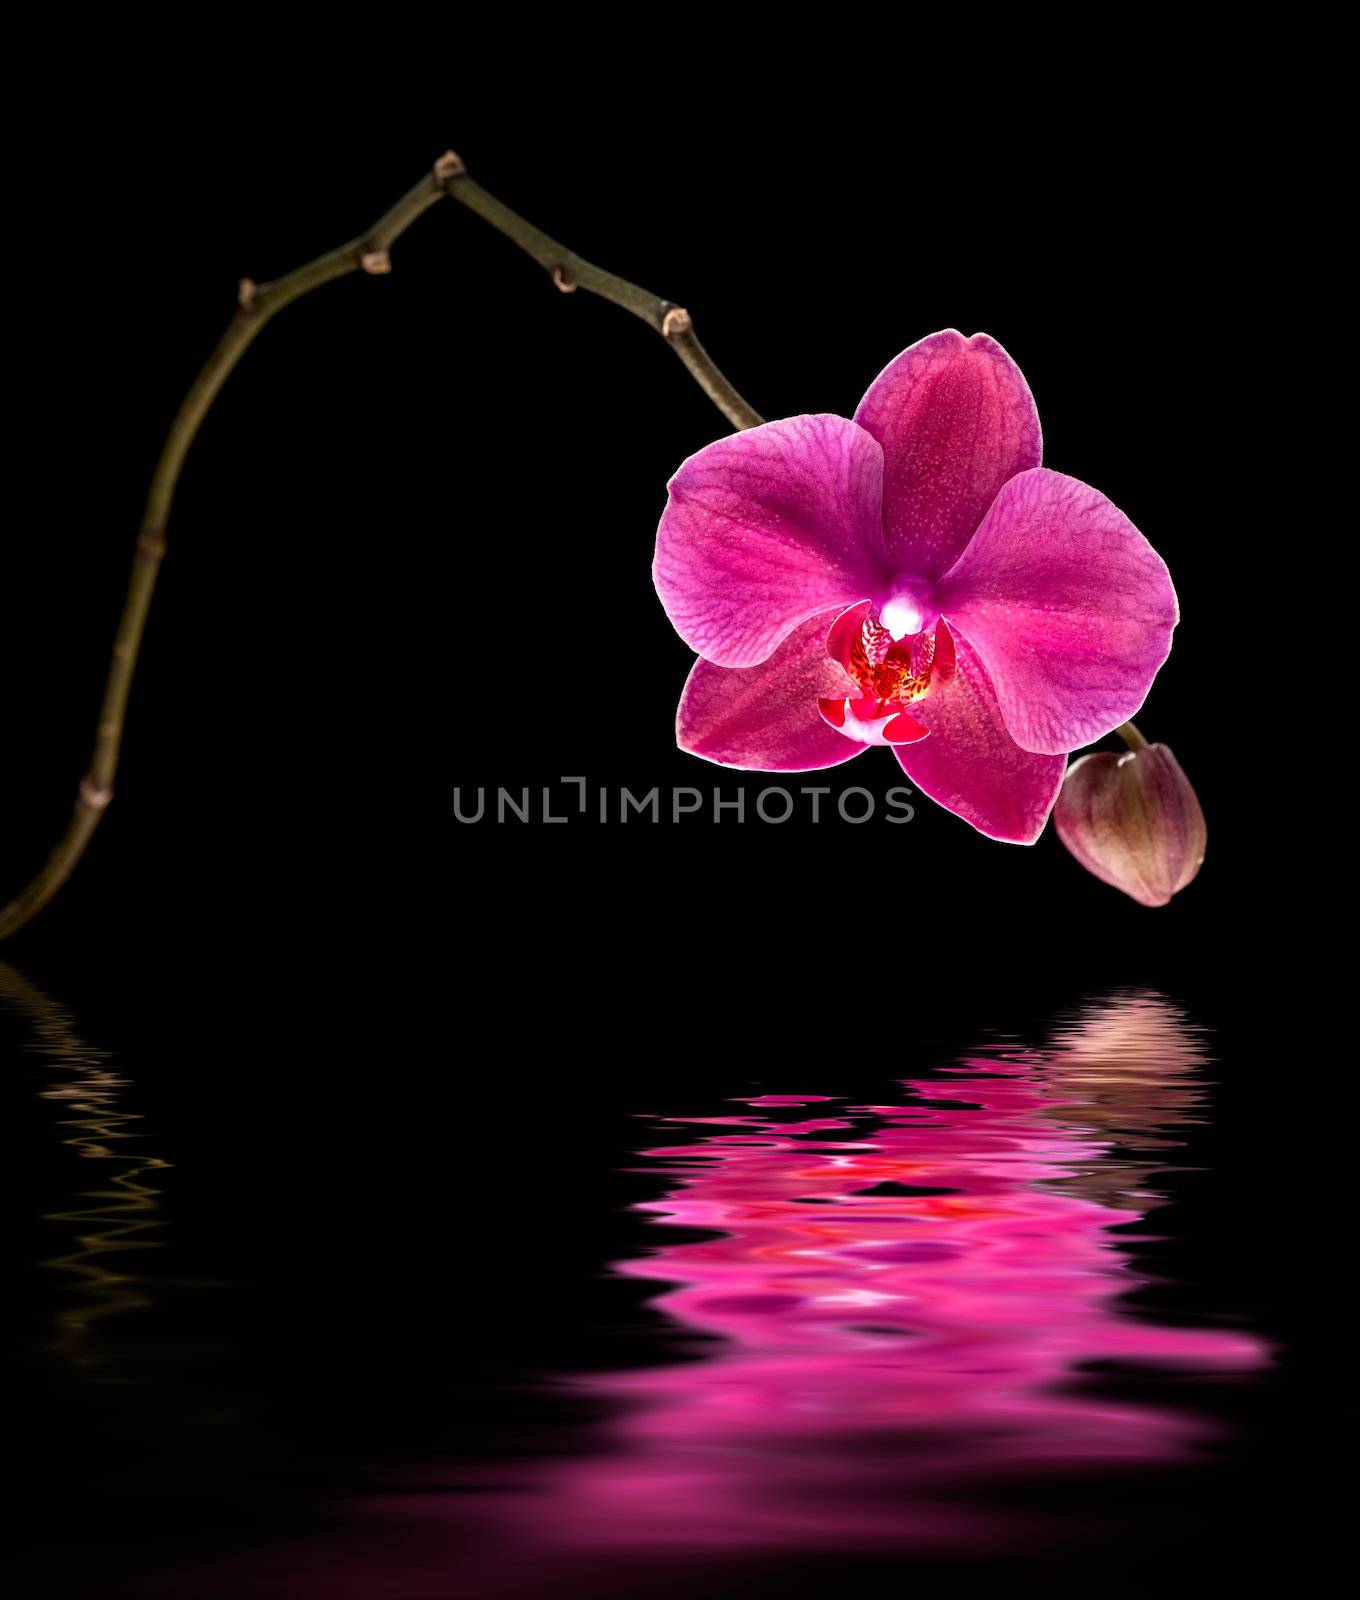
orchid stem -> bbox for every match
[1116,721,1149,751]
[0,150,759,940]
[443,172,764,432]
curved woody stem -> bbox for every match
[0,151,761,940]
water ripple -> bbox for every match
[472,991,1268,1565]
[0,961,172,1368]
[145,989,1273,1595]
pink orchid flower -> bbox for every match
[653,330,1178,842]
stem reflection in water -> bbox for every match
[0,962,171,1367]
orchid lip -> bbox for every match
[818,695,929,747]
[817,602,957,750]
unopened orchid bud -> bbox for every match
[1054,743,1206,907]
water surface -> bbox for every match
[0,971,1283,1597]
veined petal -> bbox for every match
[893,632,1064,843]
[654,415,887,668]
[677,608,870,771]
[938,468,1178,755]
[854,330,1041,580]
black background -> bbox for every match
[1,76,1328,1597]
[3,97,1280,945]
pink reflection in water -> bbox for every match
[518,992,1265,1555]
[159,993,1271,1595]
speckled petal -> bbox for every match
[893,631,1064,843]
[854,330,1041,580]
[677,607,869,770]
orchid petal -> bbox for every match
[853,330,1041,580]
[677,608,870,770]
[893,632,1064,843]
[938,469,1178,755]
[654,415,887,668]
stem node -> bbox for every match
[78,780,113,813]
[660,305,693,340]
[433,149,466,186]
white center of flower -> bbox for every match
[880,596,926,640]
